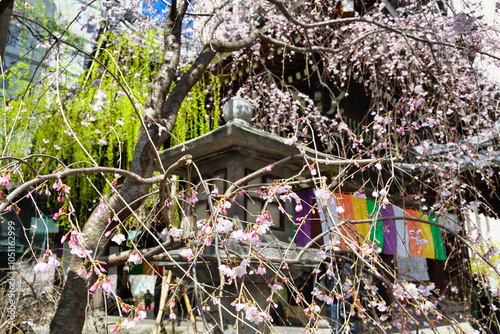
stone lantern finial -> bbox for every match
[222,97,253,125]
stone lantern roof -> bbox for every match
[158,99,325,278]
[156,99,335,332]
[160,99,330,177]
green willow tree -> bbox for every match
[4,30,221,224]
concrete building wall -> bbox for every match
[2,0,145,98]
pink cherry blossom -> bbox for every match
[295,200,303,212]
[218,264,234,278]
[257,265,266,275]
[186,189,198,204]
[270,282,282,293]
[127,252,142,265]
[111,233,126,245]
[34,260,49,274]
[353,191,366,199]
[110,322,121,332]
[102,278,115,292]
[162,226,183,238]
[284,135,298,145]
[232,263,247,278]
[89,281,101,293]
[180,247,194,259]
[96,200,106,217]
[215,218,233,233]
[230,228,244,241]
[315,188,330,200]
[47,255,60,268]
[0,176,12,189]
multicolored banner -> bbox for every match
[129,261,164,275]
[313,192,446,260]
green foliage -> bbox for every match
[1,0,87,154]
[0,31,161,222]
[170,74,221,146]
[45,32,159,221]
[471,240,500,289]
[1,27,222,225]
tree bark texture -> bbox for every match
[50,2,189,330]
[49,1,260,330]
[0,0,13,61]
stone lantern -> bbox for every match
[158,98,323,332]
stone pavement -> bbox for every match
[72,315,475,334]
[30,301,475,334]
[30,315,475,334]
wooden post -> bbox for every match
[155,270,173,334]
[181,282,198,334]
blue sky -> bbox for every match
[143,0,170,20]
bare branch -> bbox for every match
[0,155,192,213]
[100,237,188,267]
[224,154,399,197]
[0,157,38,176]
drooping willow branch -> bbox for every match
[10,14,170,175]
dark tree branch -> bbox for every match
[0,155,193,213]
[159,29,261,146]
[50,155,191,333]
[145,0,188,113]
[0,0,13,15]
[99,236,188,267]
[0,0,13,60]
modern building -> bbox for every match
[1,0,147,99]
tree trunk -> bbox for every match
[49,257,90,333]
[49,3,194,330]
[48,1,256,330]
[0,0,13,61]
[50,132,159,333]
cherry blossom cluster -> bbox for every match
[89,274,115,293]
[409,228,429,247]
[235,78,328,141]
[233,300,272,325]
[0,174,12,190]
[191,0,268,48]
[33,250,61,274]
[219,259,249,283]
[453,12,476,34]
[110,308,147,332]
[162,226,183,238]
[61,227,87,258]
[52,180,71,203]
[392,282,439,316]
